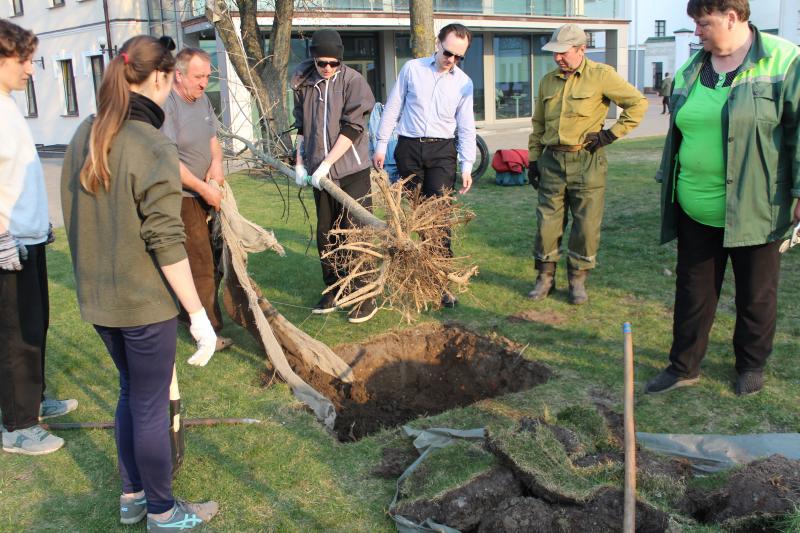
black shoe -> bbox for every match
[735,371,763,396]
[644,369,699,394]
[312,293,337,314]
[441,293,458,308]
[348,299,378,324]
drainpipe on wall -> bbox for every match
[103,0,114,59]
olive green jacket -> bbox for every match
[656,25,800,246]
[529,57,647,161]
[61,118,187,328]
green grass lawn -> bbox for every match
[2,136,799,532]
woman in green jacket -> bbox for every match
[61,36,218,530]
[646,0,800,397]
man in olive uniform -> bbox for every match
[660,72,673,114]
[527,24,647,304]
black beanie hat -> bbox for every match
[310,29,344,60]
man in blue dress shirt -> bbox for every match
[373,23,476,307]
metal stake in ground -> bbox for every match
[623,322,636,533]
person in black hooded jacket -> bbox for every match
[292,28,377,324]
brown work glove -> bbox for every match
[584,130,617,154]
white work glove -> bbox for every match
[187,309,217,366]
[294,163,308,188]
[780,221,800,253]
[309,161,331,190]
[0,231,26,271]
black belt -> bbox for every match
[399,135,452,143]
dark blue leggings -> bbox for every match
[95,318,177,515]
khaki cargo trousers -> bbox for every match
[534,147,608,271]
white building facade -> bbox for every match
[1,0,184,146]
[621,0,799,91]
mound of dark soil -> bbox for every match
[394,467,525,532]
[476,488,669,533]
[686,454,800,526]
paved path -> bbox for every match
[43,96,669,228]
[480,95,669,155]
[42,158,64,228]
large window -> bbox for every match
[655,20,666,37]
[59,59,79,116]
[12,0,23,16]
[90,55,105,102]
[25,77,37,118]
[494,35,531,119]
[460,35,484,121]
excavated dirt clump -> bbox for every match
[685,454,800,528]
[278,323,552,441]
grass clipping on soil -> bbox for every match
[324,174,478,320]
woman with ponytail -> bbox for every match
[60,35,219,530]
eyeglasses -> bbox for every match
[441,47,465,62]
[315,59,341,68]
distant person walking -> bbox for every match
[527,23,647,305]
[61,35,218,530]
[660,72,673,114]
[645,0,800,397]
[0,18,77,456]
[373,23,477,308]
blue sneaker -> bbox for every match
[39,398,78,420]
[120,493,147,524]
[146,499,218,531]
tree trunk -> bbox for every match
[409,0,435,58]
[206,0,293,150]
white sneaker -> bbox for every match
[39,398,78,420]
[2,425,64,455]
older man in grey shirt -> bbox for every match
[373,23,476,307]
[161,47,231,350]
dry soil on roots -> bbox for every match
[275,323,552,441]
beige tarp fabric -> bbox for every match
[213,182,353,430]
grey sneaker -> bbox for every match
[39,398,78,420]
[120,494,147,525]
[147,499,219,531]
[2,425,64,455]
[644,369,700,394]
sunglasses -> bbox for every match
[441,47,465,62]
[315,59,341,68]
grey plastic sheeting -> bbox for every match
[636,432,800,473]
[390,426,486,533]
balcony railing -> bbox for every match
[191,0,586,18]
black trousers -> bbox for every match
[394,136,457,255]
[0,243,49,432]
[314,168,372,287]
[667,207,781,378]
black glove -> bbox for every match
[46,223,55,245]
[528,161,540,190]
[584,129,617,154]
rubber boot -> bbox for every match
[568,269,589,305]
[527,263,556,300]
